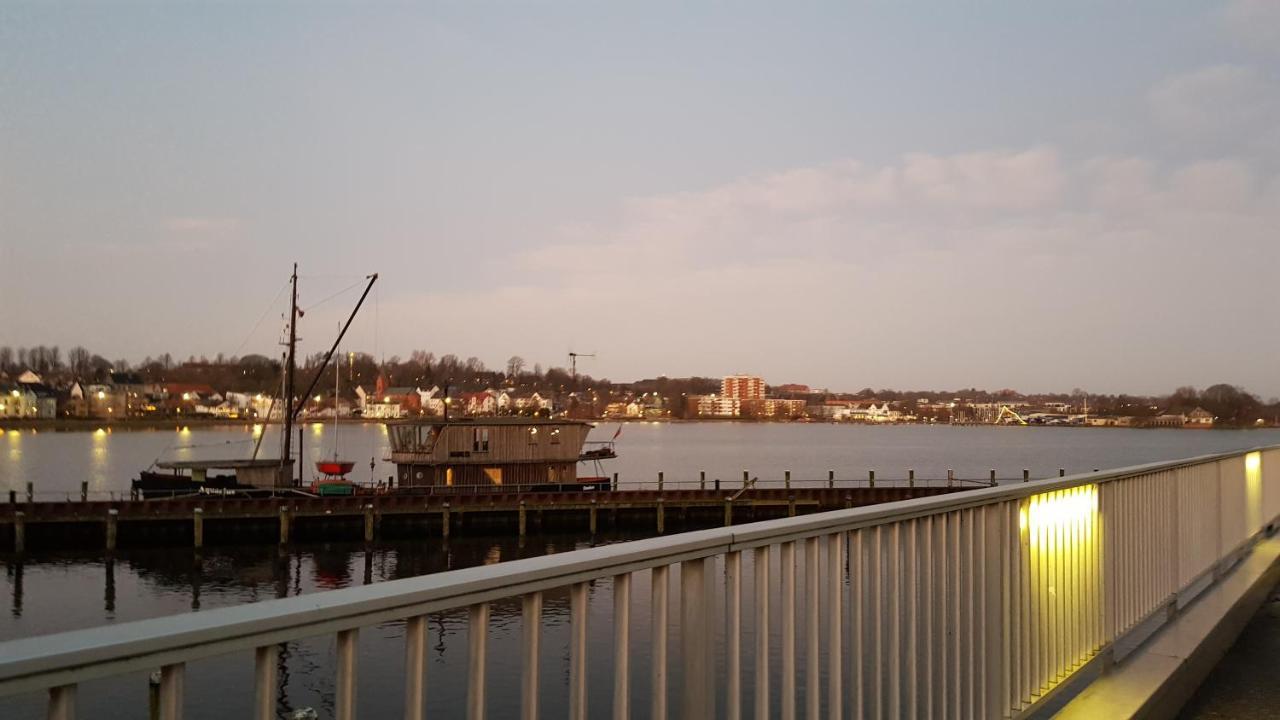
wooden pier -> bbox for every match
[1,485,968,551]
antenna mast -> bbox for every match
[281,263,299,483]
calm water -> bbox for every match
[4,423,1280,718]
[6,421,1280,497]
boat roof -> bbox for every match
[155,459,292,470]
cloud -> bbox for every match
[376,142,1279,393]
[1222,0,1280,53]
[1147,65,1279,146]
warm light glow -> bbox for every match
[96,391,106,400]
[180,426,191,434]
[252,423,264,436]
[10,390,19,398]
[1245,451,1261,474]
[182,393,191,401]
[314,395,322,402]
[1023,484,1097,532]
[95,428,107,436]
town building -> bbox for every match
[722,375,765,400]
[1185,407,1215,428]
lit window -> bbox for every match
[473,428,490,452]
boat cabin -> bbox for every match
[386,418,595,488]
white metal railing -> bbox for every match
[3,446,1279,719]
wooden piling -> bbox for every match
[947,469,955,488]
[908,469,915,488]
[868,470,875,488]
[193,508,204,549]
[589,500,597,535]
[742,470,749,488]
[81,481,88,503]
[1059,468,1066,477]
[700,471,706,490]
[613,472,618,489]
[442,503,451,539]
[363,504,375,543]
[105,509,118,551]
[658,471,664,493]
[828,470,834,489]
[785,470,791,490]
[656,499,665,535]
[26,482,33,503]
[13,511,24,553]
[278,505,290,545]
[990,469,997,486]
[519,501,528,537]
[723,498,733,527]
[788,497,796,517]
[1023,469,1030,482]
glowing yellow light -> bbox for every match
[314,395,322,402]
[384,396,391,403]
[252,423,264,436]
[1025,485,1097,532]
[95,428,107,436]
[180,426,191,434]
[182,393,191,401]
[10,390,18,398]
[97,391,106,400]
[1245,451,1261,474]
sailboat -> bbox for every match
[132,264,377,499]
[311,342,358,496]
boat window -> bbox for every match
[473,427,490,452]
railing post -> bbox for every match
[254,645,278,720]
[826,534,843,719]
[781,541,797,720]
[755,545,771,719]
[570,583,588,720]
[680,558,715,718]
[13,511,24,554]
[336,629,357,720]
[613,574,632,720]
[48,685,76,720]
[726,551,742,719]
[652,565,670,720]
[105,508,118,551]
[158,663,185,720]
[522,594,542,720]
[192,508,203,550]
[405,616,427,720]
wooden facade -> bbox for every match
[387,418,594,488]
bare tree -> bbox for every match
[506,355,526,378]
[68,346,91,377]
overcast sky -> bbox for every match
[2,2,1278,396]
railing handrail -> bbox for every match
[1,443,1276,699]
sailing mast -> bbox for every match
[281,263,299,484]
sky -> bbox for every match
[2,1,1279,396]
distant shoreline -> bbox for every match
[0,417,1270,433]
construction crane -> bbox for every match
[996,405,1029,426]
[568,351,595,382]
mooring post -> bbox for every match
[700,471,706,490]
[1059,468,1066,477]
[908,468,915,488]
[612,472,618,489]
[519,501,528,537]
[589,499,597,535]
[105,508,118,551]
[990,469,997,486]
[278,505,290,545]
[785,470,791,490]
[1023,469,1030,482]
[658,471,664,493]
[442,503,451,539]
[364,504,375,543]
[656,498,665,535]
[947,469,955,488]
[13,511,24,554]
[868,469,875,488]
[723,498,733,527]
[742,470,749,489]
[26,482,33,504]
[788,497,796,517]
[828,470,834,489]
[7,490,14,504]
[81,481,88,503]
[193,508,204,549]
[714,477,720,491]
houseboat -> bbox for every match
[132,459,296,499]
[386,417,615,492]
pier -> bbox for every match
[2,482,970,551]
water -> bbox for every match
[4,423,1280,718]
[6,421,1280,497]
